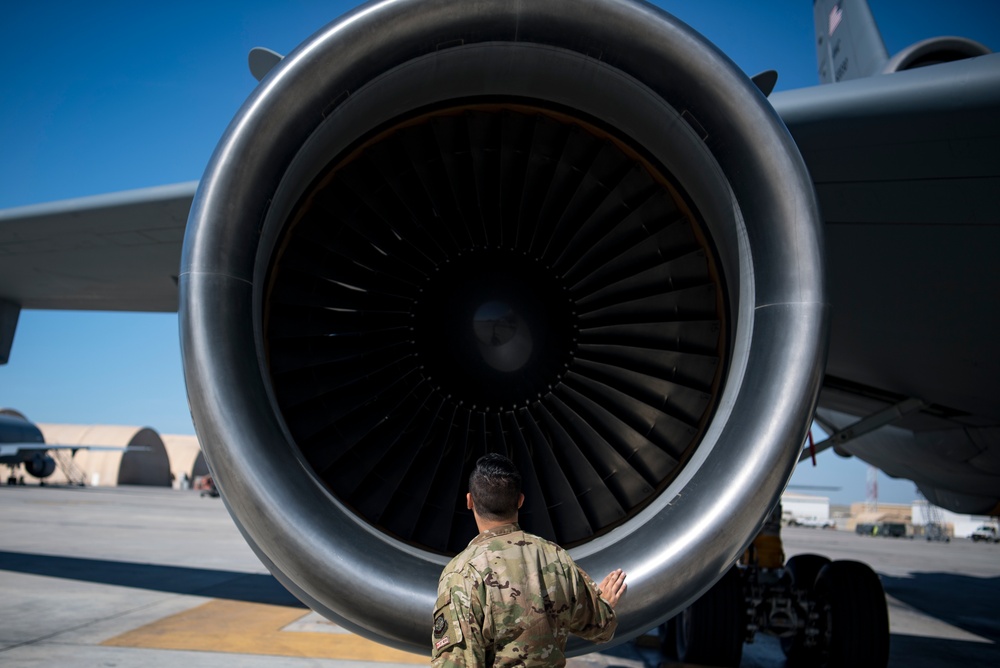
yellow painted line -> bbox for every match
[102,599,425,664]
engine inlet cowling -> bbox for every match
[25,452,56,479]
[883,36,992,73]
[181,0,827,654]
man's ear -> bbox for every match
[466,492,474,511]
[517,493,524,509]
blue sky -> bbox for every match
[2,1,999,504]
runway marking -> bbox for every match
[102,599,425,663]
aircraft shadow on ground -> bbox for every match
[880,571,1000,665]
[0,550,304,608]
[881,572,1000,643]
[885,634,1000,666]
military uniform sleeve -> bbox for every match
[432,566,487,667]
[568,565,618,644]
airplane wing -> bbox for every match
[1,443,141,453]
[0,443,144,458]
[771,55,1000,513]
[0,182,195,312]
[0,443,47,458]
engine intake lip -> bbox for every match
[180,0,827,654]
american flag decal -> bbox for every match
[829,3,844,36]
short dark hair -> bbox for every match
[469,453,522,521]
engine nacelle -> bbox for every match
[180,0,827,654]
[884,36,992,73]
[25,453,56,479]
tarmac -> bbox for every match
[1,484,997,667]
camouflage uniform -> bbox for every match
[431,523,617,667]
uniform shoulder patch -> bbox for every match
[433,613,448,638]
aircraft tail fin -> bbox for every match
[814,0,889,83]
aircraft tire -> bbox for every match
[673,566,745,667]
[814,560,890,667]
[780,553,831,665]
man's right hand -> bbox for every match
[598,569,627,608]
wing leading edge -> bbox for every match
[0,182,196,313]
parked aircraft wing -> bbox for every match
[0,182,195,312]
[0,443,46,457]
[0,444,143,456]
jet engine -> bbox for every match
[24,452,56,479]
[883,36,992,73]
[179,0,827,654]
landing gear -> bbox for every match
[780,553,830,664]
[6,464,22,485]
[813,560,890,666]
[669,566,745,666]
[660,511,890,667]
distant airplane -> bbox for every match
[0,412,59,481]
[0,0,997,666]
[0,411,142,483]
